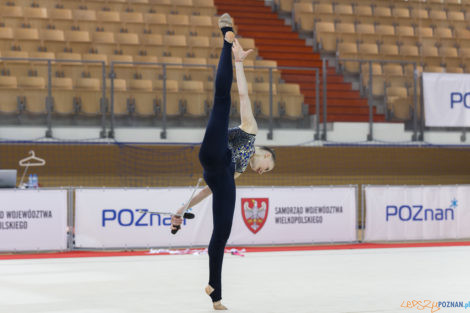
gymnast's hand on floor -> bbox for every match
[232,38,253,63]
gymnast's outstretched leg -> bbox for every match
[198,13,235,310]
[199,20,234,169]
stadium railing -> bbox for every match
[109,61,321,140]
[336,58,422,141]
[4,56,466,142]
[0,57,107,138]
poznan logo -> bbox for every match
[386,198,457,222]
[241,198,268,234]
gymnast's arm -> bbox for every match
[233,39,257,135]
[175,186,212,216]
[174,173,241,216]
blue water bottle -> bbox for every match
[32,174,38,188]
[28,174,33,188]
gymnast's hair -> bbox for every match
[259,146,276,162]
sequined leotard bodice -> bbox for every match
[227,127,256,173]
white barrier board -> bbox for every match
[0,189,68,251]
[75,187,357,248]
[423,72,470,127]
[364,185,470,241]
[74,188,213,248]
[228,187,357,245]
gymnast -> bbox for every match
[171,13,276,310]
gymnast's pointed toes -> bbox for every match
[218,13,233,29]
[213,301,228,310]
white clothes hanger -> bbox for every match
[18,150,46,187]
[19,150,46,167]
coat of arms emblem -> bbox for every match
[241,198,268,234]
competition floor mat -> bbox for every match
[1,241,470,260]
[0,246,469,313]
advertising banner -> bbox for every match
[74,187,357,248]
[74,188,213,248]
[228,187,357,245]
[0,189,68,251]
[423,72,470,127]
[364,185,470,241]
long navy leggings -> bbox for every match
[198,39,235,303]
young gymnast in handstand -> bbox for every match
[171,13,276,310]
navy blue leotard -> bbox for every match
[198,39,255,303]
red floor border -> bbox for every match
[1,241,470,260]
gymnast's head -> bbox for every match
[249,146,276,175]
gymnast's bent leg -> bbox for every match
[198,24,236,306]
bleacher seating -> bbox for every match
[290,0,470,121]
[0,0,305,122]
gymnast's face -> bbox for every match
[250,151,275,175]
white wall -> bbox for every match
[0,123,469,146]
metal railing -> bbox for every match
[0,57,107,138]
[109,61,323,140]
[7,56,467,142]
[0,57,323,140]
[109,61,216,139]
[336,57,423,141]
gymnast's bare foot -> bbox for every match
[213,301,228,310]
[205,285,228,310]
[224,31,235,44]
[219,13,235,44]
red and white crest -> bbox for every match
[241,198,269,234]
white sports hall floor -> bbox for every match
[0,246,469,313]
